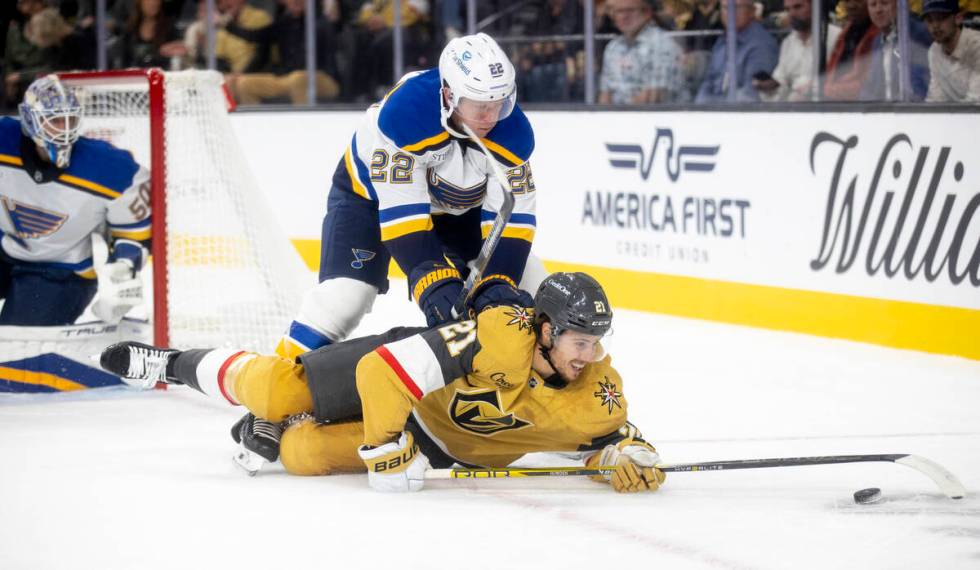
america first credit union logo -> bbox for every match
[606,128,719,182]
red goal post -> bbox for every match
[58,68,309,351]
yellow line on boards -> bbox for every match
[543,261,980,362]
[287,239,979,361]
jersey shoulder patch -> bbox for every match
[377,69,450,155]
[470,305,536,389]
[481,105,534,168]
[576,356,628,425]
[61,137,141,198]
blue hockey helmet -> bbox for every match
[19,75,82,168]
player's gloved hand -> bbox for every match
[92,260,143,324]
[358,431,430,492]
[593,438,666,493]
[469,275,533,315]
[409,261,463,327]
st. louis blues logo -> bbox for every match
[426,170,487,210]
[2,197,68,243]
[593,379,623,415]
[606,128,719,182]
[350,248,376,269]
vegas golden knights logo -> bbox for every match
[450,389,532,435]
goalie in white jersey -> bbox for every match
[0,75,151,326]
[278,33,545,359]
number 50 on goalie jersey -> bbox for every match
[355,305,634,469]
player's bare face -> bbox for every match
[453,98,504,137]
[549,330,604,382]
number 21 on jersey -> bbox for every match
[438,320,477,357]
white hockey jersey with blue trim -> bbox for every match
[0,117,151,276]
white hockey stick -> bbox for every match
[426,453,967,499]
[451,122,517,316]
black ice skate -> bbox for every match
[100,341,181,390]
[231,413,282,476]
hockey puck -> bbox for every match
[853,487,882,504]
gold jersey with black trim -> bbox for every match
[354,305,632,468]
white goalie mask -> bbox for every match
[438,33,516,138]
[19,75,82,169]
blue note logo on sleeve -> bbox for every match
[350,248,376,269]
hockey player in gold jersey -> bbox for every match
[101,272,665,494]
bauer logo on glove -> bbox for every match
[373,440,418,472]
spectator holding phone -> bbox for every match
[695,0,778,102]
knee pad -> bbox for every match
[280,418,366,476]
[299,278,378,341]
[232,356,314,421]
[518,253,547,294]
[277,278,378,358]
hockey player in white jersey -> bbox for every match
[0,75,151,325]
[230,33,546,473]
[277,32,545,360]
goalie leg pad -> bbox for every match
[230,355,315,422]
[280,418,366,476]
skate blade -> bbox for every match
[233,448,267,476]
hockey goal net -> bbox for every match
[59,69,309,351]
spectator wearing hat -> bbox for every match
[922,0,980,101]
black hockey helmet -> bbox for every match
[534,272,613,340]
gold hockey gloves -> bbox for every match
[591,438,666,493]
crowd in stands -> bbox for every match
[2,0,978,109]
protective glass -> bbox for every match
[454,92,516,126]
[552,330,608,364]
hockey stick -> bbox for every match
[450,122,517,317]
[425,454,967,499]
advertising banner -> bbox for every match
[232,110,979,359]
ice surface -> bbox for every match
[2,281,978,570]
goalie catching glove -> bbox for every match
[358,431,430,492]
[91,260,143,324]
[588,438,666,493]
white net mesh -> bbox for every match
[63,70,309,351]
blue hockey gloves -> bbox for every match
[469,275,533,315]
[409,261,464,326]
